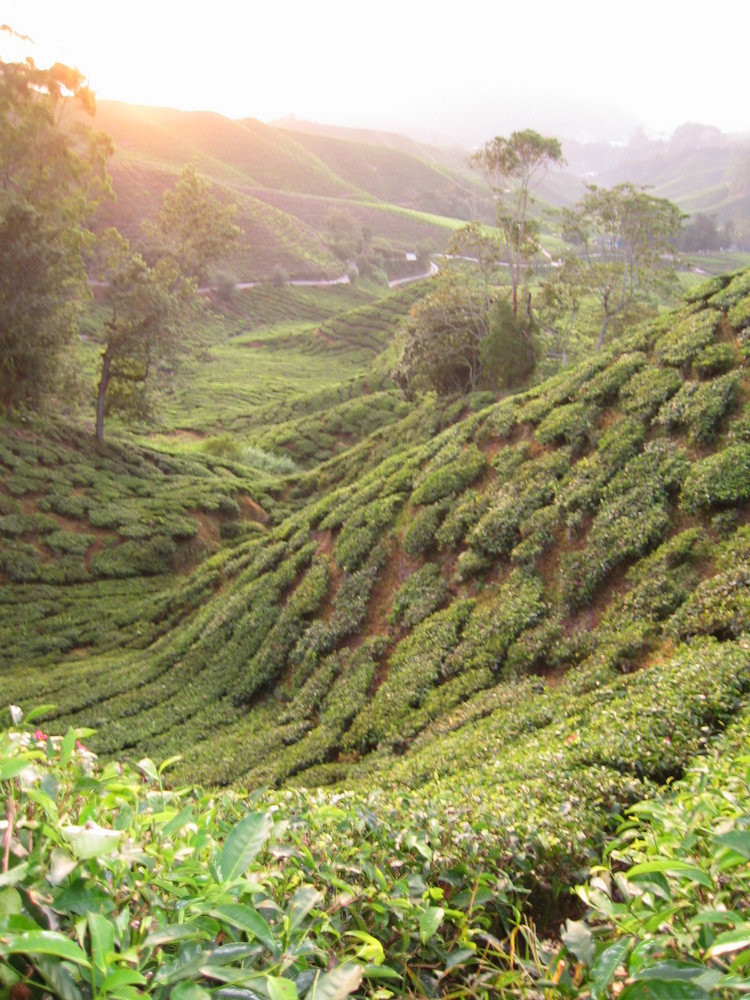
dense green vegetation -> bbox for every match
[5,51,750,999]
[4,268,750,989]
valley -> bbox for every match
[3,65,750,997]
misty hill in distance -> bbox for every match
[89,94,750,285]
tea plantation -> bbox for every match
[3,268,750,997]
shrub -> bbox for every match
[681,443,750,512]
[411,444,486,504]
[403,501,447,556]
[388,563,448,628]
[656,370,740,443]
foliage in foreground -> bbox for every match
[551,708,750,999]
[2,703,750,999]
[0,706,538,1000]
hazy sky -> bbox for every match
[3,0,749,142]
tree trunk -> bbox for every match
[596,312,611,352]
[96,348,112,443]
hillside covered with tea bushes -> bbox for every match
[3,266,750,931]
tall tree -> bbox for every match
[469,130,564,316]
[557,183,683,350]
[0,46,111,416]
[94,167,239,442]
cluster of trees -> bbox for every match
[677,212,734,252]
[0,37,239,440]
[395,129,685,396]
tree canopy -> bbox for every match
[0,51,111,416]
[552,182,683,350]
[94,166,240,442]
[469,129,564,316]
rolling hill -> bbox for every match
[85,101,491,281]
[4,265,750,937]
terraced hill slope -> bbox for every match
[4,269,750,914]
[87,102,485,280]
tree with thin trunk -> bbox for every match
[94,166,239,442]
[559,183,683,351]
[468,130,564,317]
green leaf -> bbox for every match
[209,904,277,953]
[0,930,91,968]
[100,969,148,991]
[445,948,477,971]
[54,879,114,916]
[267,976,298,1000]
[60,727,76,764]
[689,909,745,927]
[713,831,750,861]
[419,905,444,945]
[0,889,22,916]
[0,755,38,781]
[35,954,83,1000]
[61,823,123,859]
[619,981,710,1000]
[590,937,633,1000]
[561,918,595,967]
[626,859,713,890]
[307,964,363,1000]
[360,965,401,980]
[288,886,322,934]
[170,983,213,1000]
[0,862,29,887]
[23,705,58,723]
[218,812,272,882]
[144,924,211,947]
[88,912,115,973]
[636,962,713,982]
[158,754,183,775]
[345,931,384,965]
[162,805,194,838]
[48,848,78,886]
[708,929,750,958]
[136,758,158,781]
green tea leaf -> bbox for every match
[288,886,322,934]
[619,981,710,1000]
[0,888,22,916]
[100,969,148,990]
[345,931,384,965]
[307,963,363,1000]
[88,911,115,972]
[23,705,57,723]
[35,954,83,1000]
[637,962,714,982]
[219,812,272,882]
[267,976,298,1000]
[590,937,633,1000]
[626,859,713,890]
[0,862,29,887]
[561,918,595,967]
[419,905,444,945]
[144,924,211,947]
[0,755,38,781]
[708,929,750,958]
[0,930,91,967]
[60,727,76,765]
[170,983,213,1000]
[62,822,123,859]
[209,905,277,953]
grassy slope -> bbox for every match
[90,102,478,280]
[276,128,478,215]
[4,270,750,916]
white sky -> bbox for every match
[3,0,749,140]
